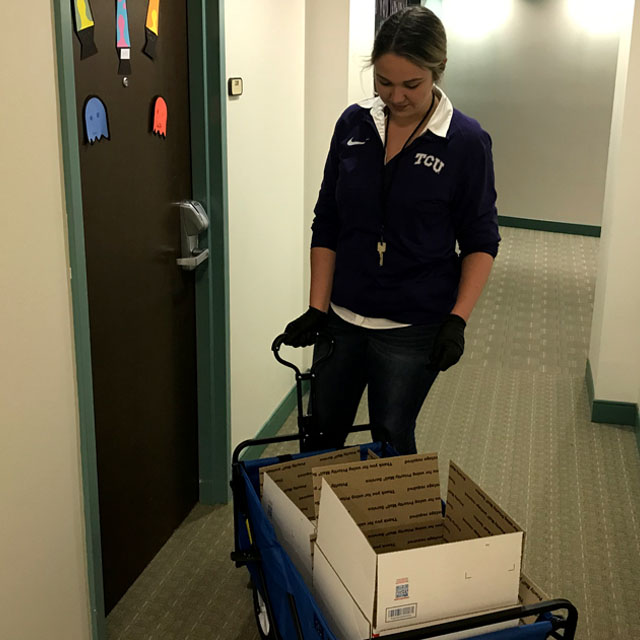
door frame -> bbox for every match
[52,2,230,638]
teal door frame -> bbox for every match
[52,2,230,637]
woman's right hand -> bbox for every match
[282,307,328,347]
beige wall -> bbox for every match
[225,0,307,449]
[430,0,619,227]
[348,0,376,104]
[589,0,640,404]
[0,3,90,639]
[303,0,350,373]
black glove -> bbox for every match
[430,314,466,371]
[282,307,328,347]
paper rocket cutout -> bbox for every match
[73,0,98,59]
[84,97,110,143]
[116,0,131,75]
[144,0,160,59]
[152,97,167,137]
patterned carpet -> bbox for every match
[107,227,640,640]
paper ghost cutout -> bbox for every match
[152,97,167,137]
[84,97,110,143]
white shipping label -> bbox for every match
[386,603,417,623]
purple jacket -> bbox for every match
[311,95,500,324]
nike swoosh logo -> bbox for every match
[347,138,367,146]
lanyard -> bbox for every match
[378,92,436,267]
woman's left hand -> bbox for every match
[430,314,466,371]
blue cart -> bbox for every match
[230,338,578,639]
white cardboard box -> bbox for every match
[260,446,363,589]
[314,542,545,640]
[313,455,524,635]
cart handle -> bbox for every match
[232,427,375,466]
[232,432,302,465]
[271,331,334,376]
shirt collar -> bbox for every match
[358,85,454,143]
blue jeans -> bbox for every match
[311,310,441,454]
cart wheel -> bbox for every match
[252,585,276,639]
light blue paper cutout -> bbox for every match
[84,97,110,143]
[116,0,131,48]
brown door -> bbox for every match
[72,0,198,613]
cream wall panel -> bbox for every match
[348,0,376,104]
[225,0,306,448]
[0,3,90,639]
[303,0,350,370]
[589,0,640,403]
[435,0,619,227]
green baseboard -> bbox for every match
[499,216,601,237]
[636,407,640,452]
[240,380,310,461]
[591,400,638,425]
[585,359,638,426]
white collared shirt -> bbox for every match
[359,85,454,146]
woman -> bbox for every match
[283,7,499,454]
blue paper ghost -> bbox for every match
[84,97,110,143]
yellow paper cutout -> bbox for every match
[146,1,160,35]
[77,0,94,29]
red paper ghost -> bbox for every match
[152,96,167,137]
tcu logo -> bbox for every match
[414,153,445,174]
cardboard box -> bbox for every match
[260,446,363,588]
[260,446,362,519]
[313,454,524,635]
[314,541,543,640]
[386,572,550,637]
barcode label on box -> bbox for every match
[385,603,417,623]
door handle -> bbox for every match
[176,200,209,271]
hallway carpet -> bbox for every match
[107,227,640,640]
